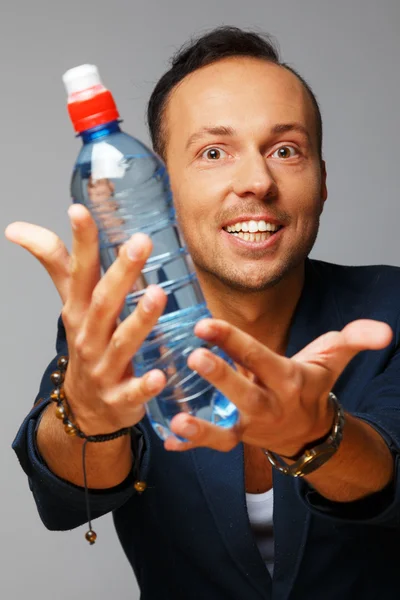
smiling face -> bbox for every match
[163,57,327,293]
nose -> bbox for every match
[232,152,277,200]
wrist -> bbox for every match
[282,402,336,461]
[49,356,144,545]
[271,395,336,459]
[63,374,135,438]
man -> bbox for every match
[7,27,400,599]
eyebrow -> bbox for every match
[185,122,311,150]
[185,126,236,150]
[271,123,311,144]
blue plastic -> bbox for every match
[70,120,239,440]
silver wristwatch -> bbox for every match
[263,393,345,478]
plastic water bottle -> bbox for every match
[62,65,239,441]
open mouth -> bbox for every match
[222,219,283,242]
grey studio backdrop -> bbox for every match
[1,0,399,598]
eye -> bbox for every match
[271,145,298,159]
[201,147,227,160]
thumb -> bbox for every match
[294,319,393,381]
[5,221,70,303]
[340,319,393,352]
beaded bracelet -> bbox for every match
[50,356,147,544]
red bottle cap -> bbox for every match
[62,65,120,133]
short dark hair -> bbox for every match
[147,26,323,161]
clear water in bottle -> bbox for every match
[63,65,239,440]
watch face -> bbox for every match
[301,447,336,475]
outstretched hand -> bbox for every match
[165,317,392,455]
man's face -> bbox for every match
[164,57,327,292]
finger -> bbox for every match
[5,221,70,302]
[187,347,268,415]
[165,412,241,452]
[107,369,167,422]
[66,204,101,314]
[194,318,293,388]
[82,233,154,352]
[294,319,393,381]
[97,284,168,382]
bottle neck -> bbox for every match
[80,120,121,144]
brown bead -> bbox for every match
[51,388,65,401]
[134,481,147,493]
[57,356,69,370]
[55,404,66,420]
[50,371,64,386]
[64,422,77,436]
[50,390,60,402]
[85,530,97,545]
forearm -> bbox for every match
[304,414,394,502]
[36,404,133,489]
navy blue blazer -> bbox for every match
[13,260,400,599]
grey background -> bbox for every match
[1,0,399,598]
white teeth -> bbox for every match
[248,220,258,233]
[225,220,280,233]
[236,231,271,242]
[258,221,267,231]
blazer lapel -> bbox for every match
[192,443,272,599]
[285,259,344,359]
[271,471,311,600]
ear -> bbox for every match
[320,160,328,212]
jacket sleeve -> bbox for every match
[12,316,150,531]
[297,339,400,528]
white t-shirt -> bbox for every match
[245,488,274,576]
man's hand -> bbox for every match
[5,204,168,436]
[165,317,393,456]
